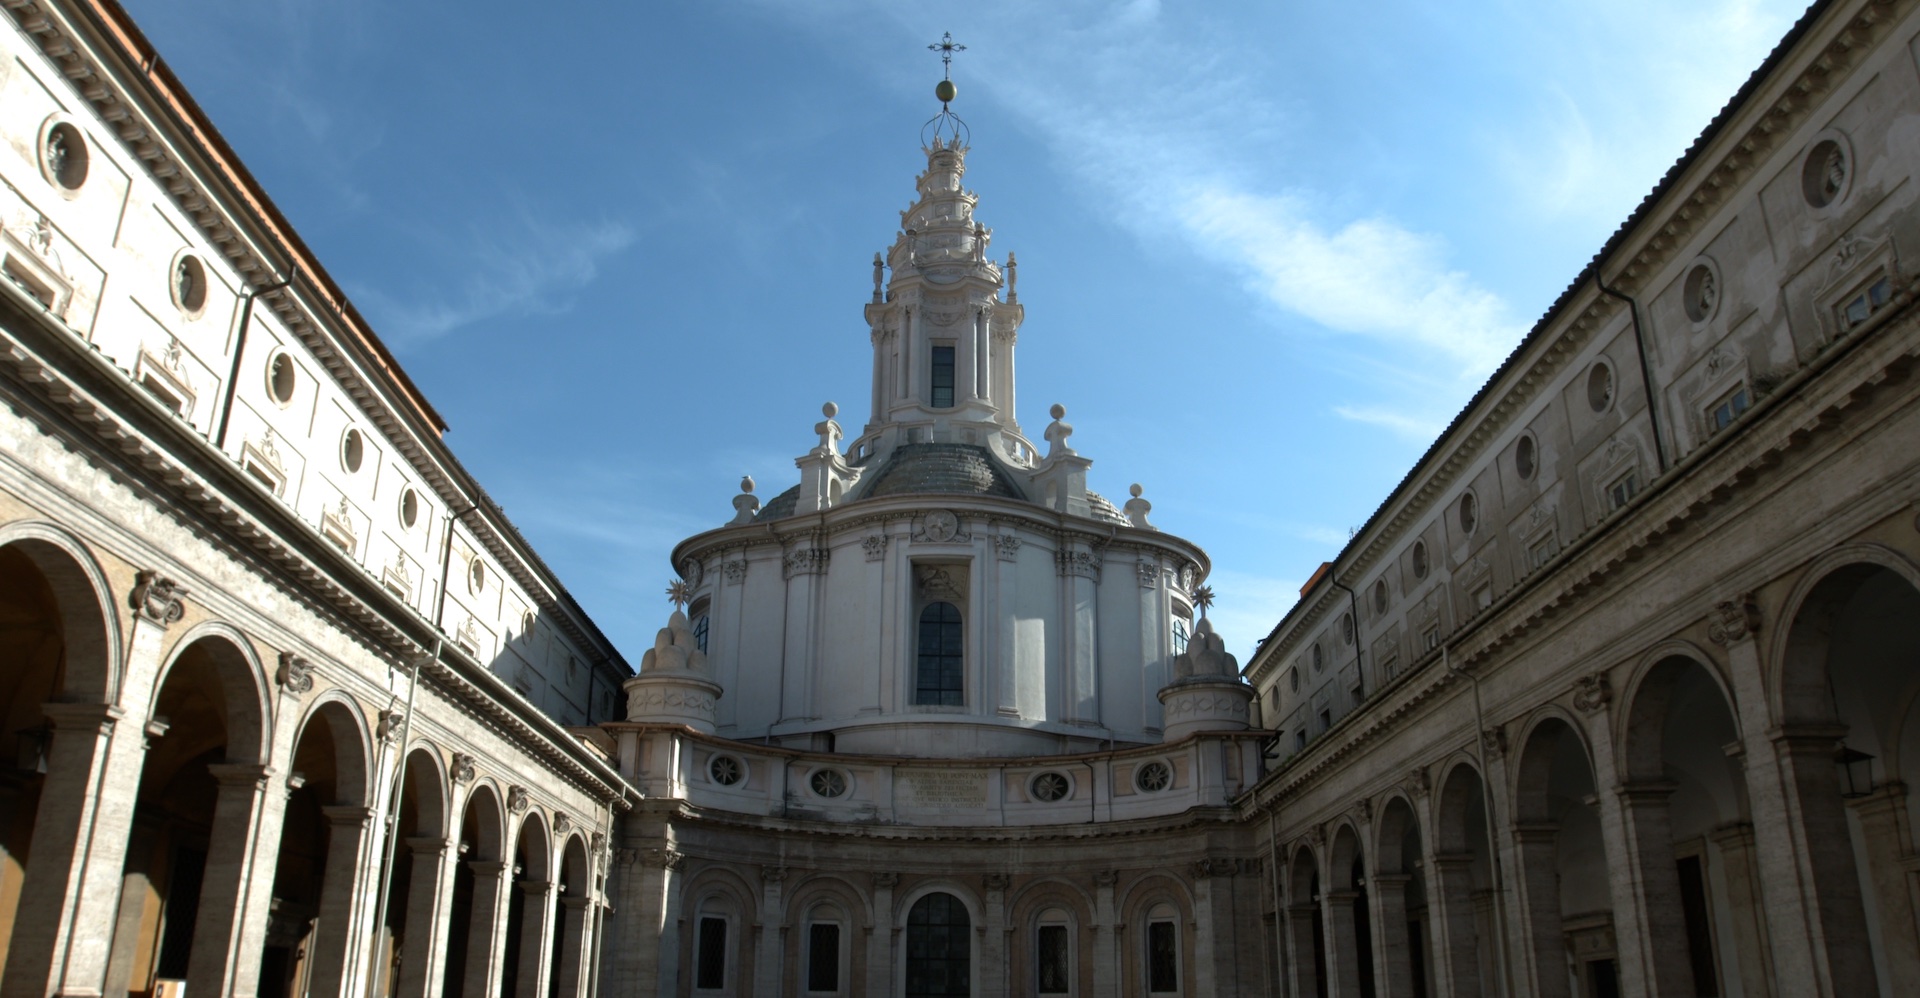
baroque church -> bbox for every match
[0,0,1919,997]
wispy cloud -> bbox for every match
[1332,405,1446,443]
[352,211,633,347]
[1203,569,1304,661]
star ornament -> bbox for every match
[1190,585,1216,617]
[666,579,693,609]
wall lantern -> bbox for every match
[1835,742,1876,799]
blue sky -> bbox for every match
[124,0,1807,660]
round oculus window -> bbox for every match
[1802,138,1848,208]
[1340,612,1354,645]
[1515,435,1537,481]
[521,610,536,638]
[1683,263,1718,323]
[1371,579,1388,614]
[1030,771,1070,802]
[340,427,365,473]
[1135,760,1173,793]
[399,487,420,528]
[468,558,487,595]
[1311,643,1324,672]
[709,755,744,787]
[1458,492,1478,535]
[173,254,208,317]
[1288,667,1299,692]
[267,352,297,406]
[40,120,88,192]
[1586,362,1615,413]
[1412,540,1430,579]
[809,768,849,798]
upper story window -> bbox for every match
[1146,906,1180,993]
[1706,385,1750,434]
[906,893,971,997]
[1515,433,1537,480]
[1607,470,1640,512]
[1837,275,1892,333]
[695,914,729,991]
[694,613,711,654]
[39,118,89,194]
[1036,912,1073,994]
[930,345,956,408]
[916,601,964,705]
[1587,361,1616,414]
[1171,617,1189,655]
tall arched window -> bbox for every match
[916,602,964,706]
[906,893,970,997]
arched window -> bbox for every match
[1145,902,1180,993]
[1035,907,1073,994]
[906,893,970,997]
[916,602,964,706]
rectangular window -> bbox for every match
[2,259,54,309]
[1528,535,1558,570]
[696,917,728,990]
[1837,275,1893,331]
[1037,924,1070,993]
[1317,709,1331,733]
[1294,730,1307,752]
[930,345,956,408]
[1607,471,1639,512]
[1147,920,1179,992]
[1472,584,1492,611]
[807,922,840,992]
[1706,385,1750,434]
[1378,653,1399,680]
[1423,626,1440,651]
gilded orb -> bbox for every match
[935,79,957,104]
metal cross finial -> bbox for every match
[928,32,966,80]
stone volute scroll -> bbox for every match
[623,592,723,734]
[1158,615,1254,742]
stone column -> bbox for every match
[1509,824,1570,998]
[868,873,898,997]
[553,896,596,998]
[513,880,558,998]
[1285,903,1321,998]
[306,806,375,998]
[396,836,457,998]
[460,860,511,998]
[1191,866,1217,996]
[186,763,286,998]
[1846,782,1920,986]
[982,874,1010,998]
[1708,823,1774,998]
[1370,873,1415,998]
[0,702,123,998]
[754,866,786,996]
[1613,781,1694,998]
[1426,855,1480,998]
[1766,726,1879,994]
[1059,551,1099,725]
[1092,872,1118,996]
[1323,890,1364,998]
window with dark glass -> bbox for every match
[1171,618,1189,655]
[696,917,728,990]
[916,602,964,705]
[1037,924,1070,993]
[693,613,710,654]
[1147,920,1179,992]
[906,893,970,997]
[808,922,841,992]
[930,345,956,408]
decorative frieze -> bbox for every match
[1708,594,1760,646]
[1135,560,1160,589]
[992,535,1022,561]
[275,652,315,695]
[863,535,889,562]
[913,509,968,543]
[783,548,830,579]
[129,570,187,626]
[724,560,748,585]
[1056,549,1101,580]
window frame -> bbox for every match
[694,913,732,992]
[914,600,965,706]
[1144,905,1181,994]
[930,343,957,408]
[805,916,846,995]
[1035,911,1074,995]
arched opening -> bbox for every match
[1373,797,1430,998]
[1327,825,1374,998]
[501,814,551,998]
[1512,718,1612,998]
[445,785,506,998]
[548,834,592,998]
[1777,561,1920,993]
[915,602,964,706]
[0,538,114,994]
[376,747,449,997]
[261,700,371,998]
[905,892,969,997]
[1288,847,1326,998]
[1621,656,1758,996]
[114,633,269,998]
[1432,763,1495,998]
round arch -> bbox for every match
[1373,792,1423,875]
[292,693,373,806]
[1769,542,1920,724]
[0,522,121,702]
[148,621,273,765]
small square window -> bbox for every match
[1423,626,1440,651]
[1607,471,1639,512]
[1472,584,1492,611]
[1528,535,1558,570]
[1378,653,1399,680]
[1317,709,1331,733]
[1706,385,1751,434]
[1294,730,1307,752]
[1837,275,1893,332]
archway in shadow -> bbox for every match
[116,633,269,998]
[500,813,550,998]
[376,747,448,997]
[1288,846,1326,998]
[1621,656,1756,995]
[548,834,591,998]
[260,700,370,998]
[444,784,505,998]
[1327,824,1374,998]
[1432,763,1494,997]
[0,539,113,992]
[1512,718,1613,998]
[1777,561,1920,993]
[1373,797,1429,998]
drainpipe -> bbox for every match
[368,639,432,992]
[1328,576,1365,698]
[434,503,480,630]
[1446,642,1515,998]
[213,275,293,450]
[1595,276,1670,474]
